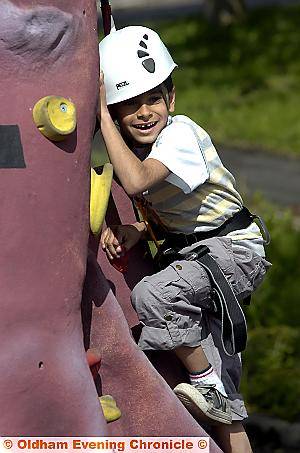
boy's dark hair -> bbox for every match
[159,75,174,109]
[163,75,174,93]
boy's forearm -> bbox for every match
[132,221,148,240]
[100,113,148,195]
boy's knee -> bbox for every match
[131,278,153,314]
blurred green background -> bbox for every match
[96,0,300,425]
[157,5,300,157]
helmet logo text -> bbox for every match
[116,81,130,90]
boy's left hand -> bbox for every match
[100,223,145,261]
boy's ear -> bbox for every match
[169,86,176,113]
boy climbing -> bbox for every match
[98,25,271,453]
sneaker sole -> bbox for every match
[174,383,232,425]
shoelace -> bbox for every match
[194,383,217,392]
[193,384,225,407]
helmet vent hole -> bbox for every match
[138,50,149,58]
[137,39,155,73]
[142,58,155,73]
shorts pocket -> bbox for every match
[168,260,212,309]
[232,247,272,299]
[153,263,185,301]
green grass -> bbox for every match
[149,4,300,156]
[240,196,300,420]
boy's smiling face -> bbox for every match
[112,86,175,147]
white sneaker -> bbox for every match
[174,383,232,425]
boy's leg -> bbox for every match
[174,345,232,424]
[131,258,211,352]
[213,422,253,453]
[175,344,209,371]
[175,345,228,396]
[131,259,232,425]
[200,316,251,448]
[131,236,269,434]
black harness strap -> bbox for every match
[184,245,247,356]
[156,243,248,356]
[167,206,254,247]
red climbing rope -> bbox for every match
[100,0,113,36]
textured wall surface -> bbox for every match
[0,0,106,436]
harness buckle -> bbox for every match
[184,244,210,261]
[253,214,271,245]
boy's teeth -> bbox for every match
[135,122,156,130]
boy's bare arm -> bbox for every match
[98,74,170,196]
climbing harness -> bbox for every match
[165,206,270,247]
[141,205,270,357]
[134,196,167,250]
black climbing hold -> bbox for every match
[143,34,148,40]
[0,125,26,168]
[139,41,147,49]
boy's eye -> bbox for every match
[123,99,136,107]
[150,95,162,104]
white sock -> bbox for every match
[189,364,227,397]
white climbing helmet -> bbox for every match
[99,26,177,105]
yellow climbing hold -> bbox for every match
[90,163,113,235]
[99,395,121,423]
[33,96,76,141]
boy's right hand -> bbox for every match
[100,223,146,261]
[98,71,110,124]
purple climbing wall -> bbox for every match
[0,0,107,436]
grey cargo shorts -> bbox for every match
[131,236,271,420]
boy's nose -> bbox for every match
[137,104,152,120]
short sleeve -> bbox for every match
[146,120,209,194]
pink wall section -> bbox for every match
[0,0,106,436]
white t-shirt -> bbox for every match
[144,115,265,257]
